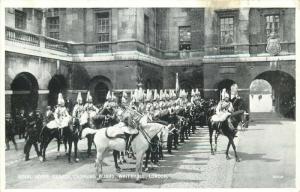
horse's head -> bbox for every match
[159,124,171,148]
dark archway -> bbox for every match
[252,70,295,118]
[11,72,39,116]
[94,82,109,104]
[89,75,112,104]
[144,79,152,89]
[215,79,236,100]
[48,75,68,107]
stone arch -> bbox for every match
[250,70,295,118]
[48,74,68,107]
[89,75,112,104]
[11,72,39,116]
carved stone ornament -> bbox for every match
[266,32,281,56]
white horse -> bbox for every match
[81,116,170,183]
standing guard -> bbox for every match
[5,113,18,151]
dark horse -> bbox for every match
[39,119,81,163]
[208,110,245,162]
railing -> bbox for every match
[249,42,295,55]
[6,27,295,60]
[219,46,235,55]
[6,27,40,46]
[45,37,69,52]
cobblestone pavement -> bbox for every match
[5,116,295,188]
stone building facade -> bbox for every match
[5,8,295,116]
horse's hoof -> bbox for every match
[119,161,123,165]
[97,179,102,183]
[144,168,149,172]
[226,156,231,160]
[39,156,44,162]
[236,158,241,162]
[75,158,79,162]
[122,159,127,163]
[211,151,215,155]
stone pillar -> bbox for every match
[41,9,47,36]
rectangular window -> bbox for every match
[265,15,280,37]
[144,15,150,44]
[47,17,59,39]
[96,12,110,42]
[179,26,191,51]
[220,17,234,45]
[15,10,26,30]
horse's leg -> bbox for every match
[87,135,93,157]
[135,152,145,183]
[74,138,79,162]
[214,132,219,152]
[68,138,72,163]
[64,137,68,154]
[113,150,121,173]
[225,140,231,160]
[43,139,51,161]
[230,138,240,162]
[144,149,150,172]
[95,150,103,183]
[209,126,214,155]
[57,137,61,157]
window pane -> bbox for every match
[179,26,191,50]
[15,10,26,29]
[265,14,280,36]
[220,17,234,45]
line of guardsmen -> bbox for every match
[104,87,206,155]
[6,87,210,163]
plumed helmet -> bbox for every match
[191,89,195,96]
[86,91,93,103]
[221,88,229,100]
[106,90,112,101]
[77,92,83,103]
[195,88,200,96]
[57,93,65,106]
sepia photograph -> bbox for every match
[3,6,296,189]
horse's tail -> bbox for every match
[81,128,98,139]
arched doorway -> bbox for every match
[94,82,109,104]
[216,79,236,100]
[249,79,273,112]
[89,76,112,105]
[250,70,295,118]
[11,72,39,116]
[48,75,67,107]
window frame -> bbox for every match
[46,16,60,39]
[94,10,111,43]
[216,10,239,46]
[178,26,192,51]
[15,9,27,30]
[258,8,285,42]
